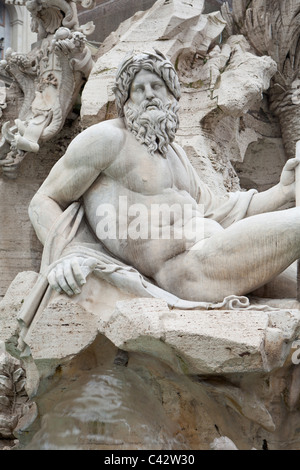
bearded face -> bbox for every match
[124,97,180,157]
[122,69,180,157]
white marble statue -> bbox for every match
[27,51,300,307]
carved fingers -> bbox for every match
[280,158,299,188]
[47,257,97,296]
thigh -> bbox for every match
[154,208,300,302]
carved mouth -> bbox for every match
[146,103,158,109]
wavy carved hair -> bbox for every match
[113,50,181,117]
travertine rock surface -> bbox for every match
[221,0,300,160]
[99,298,300,375]
[0,271,38,355]
[1,275,300,449]
[81,0,276,195]
[0,119,80,298]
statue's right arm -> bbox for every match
[29,121,124,245]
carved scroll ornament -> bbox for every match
[0,0,95,175]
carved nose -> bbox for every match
[145,85,155,99]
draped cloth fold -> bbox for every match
[17,201,273,352]
[18,202,85,351]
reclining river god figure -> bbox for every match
[25,51,300,320]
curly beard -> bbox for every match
[123,98,180,157]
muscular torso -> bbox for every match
[83,122,223,277]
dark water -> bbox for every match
[25,364,186,450]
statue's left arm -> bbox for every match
[172,142,257,226]
[173,143,299,224]
[246,158,299,216]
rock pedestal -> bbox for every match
[1,272,300,450]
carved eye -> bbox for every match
[133,85,144,93]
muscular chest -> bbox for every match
[105,135,190,194]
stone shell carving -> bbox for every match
[0,0,95,176]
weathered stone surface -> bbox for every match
[81,0,209,126]
[0,343,37,443]
[0,118,80,298]
[26,298,98,361]
[22,296,99,390]
[77,0,157,44]
[99,298,300,375]
[2,275,300,449]
[221,0,300,160]
[81,0,276,195]
[11,296,300,450]
[210,436,239,450]
[2,278,299,383]
[23,338,219,450]
[0,271,38,355]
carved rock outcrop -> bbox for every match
[81,0,276,194]
[221,0,300,160]
[0,342,37,447]
[1,273,300,449]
